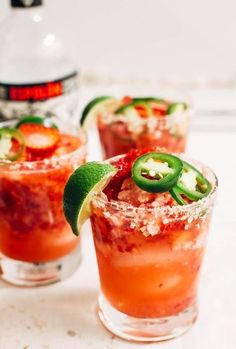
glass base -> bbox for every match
[98,293,197,342]
[0,245,81,287]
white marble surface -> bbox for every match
[0,86,236,349]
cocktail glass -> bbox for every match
[0,118,87,286]
[90,155,217,342]
[97,100,190,159]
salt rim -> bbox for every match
[92,154,218,223]
[98,107,191,138]
[0,119,87,173]
[101,106,191,123]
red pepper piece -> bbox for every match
[122,96,133,105]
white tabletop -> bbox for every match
[0,85,236,349]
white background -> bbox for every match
[1,0,236,81]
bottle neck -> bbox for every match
[10,1,44,20]
[11,0,43,8]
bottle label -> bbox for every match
[0,72,79,121]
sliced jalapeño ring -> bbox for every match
[115,100,152,117]
[0,128,25,161]
[174,160,212,202]
[169,186,188,205]
[166,102,187,115]
[16,115,58,129]
[132,152,183,193]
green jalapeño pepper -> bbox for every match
[170,160,212,205]
[132,152,183,193]
[167,102,187,115]
[16,115,58,129]
[115,101,152,117]
[169,186,188,206]
[0,128,25,161]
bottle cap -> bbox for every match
[11,0,42,7]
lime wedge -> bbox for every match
[63,162,116,235]
[80,96,121,130]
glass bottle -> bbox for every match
[0,0,79,121]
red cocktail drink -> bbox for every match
[96,96,190,158]
[0,118,86,285]
[90,150,217,341]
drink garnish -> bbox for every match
[19,123,60,155]
[167,102,187,115]
[133,97,165,103]
[110,97,187,118]
[63,162,116,235]
[0,128,25,161]
[133,97,168,115]
[80,96,121,130]
[169,160,212,205]
[81,96,188,128]
[131,152,212,204]
[115,101,152,118]
[104,148,156,199]
[132,152,183,193]
[63,150,212,237]
[16,115,58,129]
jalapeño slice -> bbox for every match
[116,97,169,117]
[132,152,183,193]
[16,116,58,129]
[0,128,25,161]
[115,101,152,117]
[169,186,187,205]
[133,97,165,103]
[170,160,212,205]
[167,102,187,115]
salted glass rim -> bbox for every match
[99,94,193,122]
[0,118,87,173]
[92,153,218,216]
[109,106,192,122]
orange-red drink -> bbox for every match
[90,149,217,341]
[96,96,190,158]
[0,118,86,286]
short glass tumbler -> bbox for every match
[90,156,217,342]
[97,102,191,159]
[0,119,87,286]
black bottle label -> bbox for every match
[0,72,79,121]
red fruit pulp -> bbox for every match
[0,127,86,262]
[104,147,157,200]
